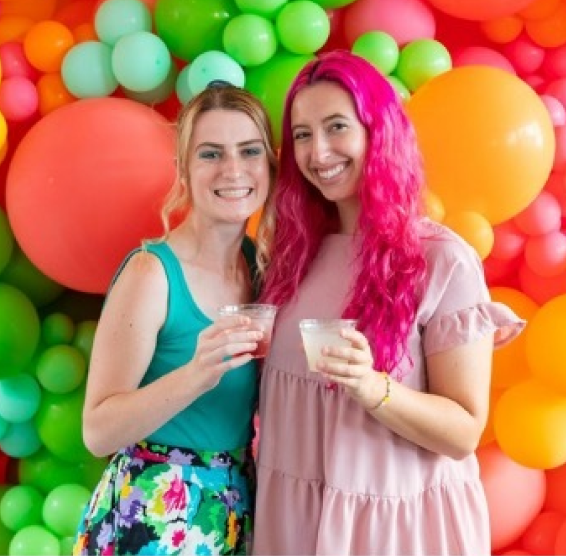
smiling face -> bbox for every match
[187,108,270,225]
[291,81,368,209]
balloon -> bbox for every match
[1,0,57,21]
[556,521,566,556]
[8,525,60,556]
[480,16,524,44]
[406,66,555,225]
[452,46,516,74]
[0,420,42,459]
[494,379,566,469]
[426,0,532,21]
[490,221,526,261]
[222,14,278,67]
[524,230,566,278]
[42,483,91,537]
[36,72,76,116]
[519,262,566,305]
[6,97,176,294]
[154,0,239,62]
[0,374,42,423]
[0,284,40,378]
[520,510,565,555]
[36,345,87,394]
[124,62,178,105]
[525,4,566,48]
[311,0,357,7]
[0,485,43,532]
[477,442,546,551]
[187,50,245,95]
[72,320,97,361]
[94,0,152,46]
[442,211,493,260]
[22,20,75,73]
[0,77,39,122]
[514,191,562,236]
[234,0,288,18]
[525,294,566,393]
[0,208,14,275]
[0,42,39,81]
[489,287,537,390]
[275,1,330,55]
[351,31,399,76]
[41,313,75,347]
[545,463,566,514]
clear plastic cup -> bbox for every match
[299,318,358,371]
[218,303,278,358]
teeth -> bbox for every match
[318,164,345,180]
[215,188,252,199]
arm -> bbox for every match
[82,251,262,457]
[317,331,493,459]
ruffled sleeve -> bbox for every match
[418,220,526,356]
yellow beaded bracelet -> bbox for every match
[369,372,391,411]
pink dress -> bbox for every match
[253,220,525,556]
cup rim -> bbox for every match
[299,318,358,330]
[218,303,278,315]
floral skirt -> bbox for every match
[73,441,256,555]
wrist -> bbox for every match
[366,371,391,412]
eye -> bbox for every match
[329,121,348,133]
[242,145,264,157]
[198,149,221,160]
[292,129,311,141]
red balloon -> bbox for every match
[6,97,175,293]
[426,0,532,21]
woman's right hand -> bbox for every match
[187,316,263,390]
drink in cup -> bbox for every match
[299,319,357,371]
[218,304,278,358]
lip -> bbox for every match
[214,187,253,199]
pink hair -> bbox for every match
[261,50,427,374]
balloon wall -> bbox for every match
[0,0,565,554]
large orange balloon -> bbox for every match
[6,98,175,294]
[426,0,532,21]
[406,66,555,225]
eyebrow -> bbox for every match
[196,138,264,149]
[292,113,349,130]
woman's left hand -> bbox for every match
[316,328,380,408]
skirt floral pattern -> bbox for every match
[73,441,256,555]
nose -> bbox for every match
[221,153,243,179]
[310,131,331,164]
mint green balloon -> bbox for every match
[61,41,118,98]
[0,246,64,308]
[0,208,14,276]
[0,421,42,458]
[223,14,278,67]
[352,31,399,76]
[95,0,152,46]
[0,284,40,378]
[42,483,91,538]
[8,525,60,556]
[112,31,172,92]
[234,0,288,19]
[41,313,75,347]
[275,0,330,54]
[394,39,452,93]
[0,485,43,532]
[0,416,7,441]
[0,374,41,423]
[124,63,178,105]
[187,50,245,95]
[245,51,314,145]
[155,0,239,62]
[36,345,86,394]
[175,64,193,104]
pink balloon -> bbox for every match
[524,230,566,277]
[502,35,545,76]
[0,77,38,122]
[491,220,527,260]
[544,77,566,108]
[0,42,39,81]
[544,172,566,216]
[541,44,566,80]
[513,191,562,236]
[343,0,435,48]
[552,125,566,172]
[539,94,566,127]
[452,46,516,74]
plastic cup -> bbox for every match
[299,318,358,371]
[218,303,278,358]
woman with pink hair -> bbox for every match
[252,50,524,555]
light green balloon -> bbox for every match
[223,14,278,67]
[61,41,118,98]
[0,374,41,423]
[275,0,330,54]
[234,0,288,19]
[112,31,172,92]
[41,313,75,347]
[0,208,14,276]
[36,345,86,394]
[352,31,399,76]
[187,50,245,95]
[387,75,411,103]
[310,0,357,7]
[8,525,60,556]
[95,0,152,46]
[42,483,91,538]
[0,485,44,532]
[394,38,452,93]
[0,421,42,458]
[0,415,7,441]
[124,62,178,105]
[175,64,193,104]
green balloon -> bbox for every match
[387,75,411,103]
[0,246,64,308]
[124,62,178,105]
[0,518,11,556]
[0,208,14,276]
[187,50,245,95]
[275,0,330,54]
[8,525,60,556]
[175,64,193,104]
[36,345,86,394]
[394,38,452,93]
[245,51,314,145]
[310,0,357,7]
[72,320,98,363]
[42,483,91,538]
[59,537,75,556]
[0,374,42,423]
[234,0,288,19]
[0,415,7,441]
[41,313,75,347]
[0,485,44,532]
[223,14,278,67]
[94,0,152,46]
[0,421,42,458]
[352,31,399,76]
[61,41,119,98]
[155,0,239,62]
[0,284,40,378]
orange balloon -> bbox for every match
[519,0,562,20]
[1,0,57,21]
[479,387,505,448]
[494,378,566,469]
[525,293,566,394]
[72,23,97,44]
[0,16,34,44]
[525,4,566,48]
[480,15,524,44]
[425,0,532,21]
[424,189,445,222]
[23,20,75,73]
[406,66,555,225]
[36,73,76,116]
[443,210,494,260]
[489,287,538,389]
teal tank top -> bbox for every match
[118,238,259,451]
